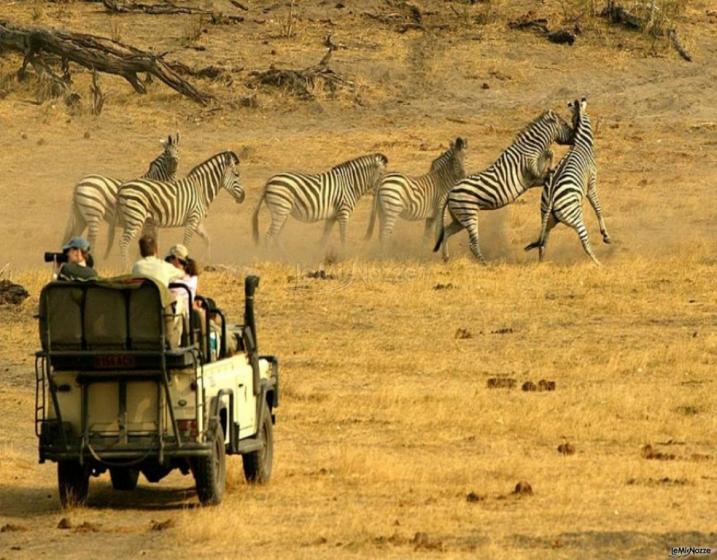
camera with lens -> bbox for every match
[44,252,68,264]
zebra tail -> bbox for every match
[62,202,83,244]
[364,192,379,241]
[432,199,448,253]
[252,192,265,245]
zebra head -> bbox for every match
[432,137,468,182]
[220,151,245,204]
[159,133,180,177]
[545,110,575,146]
[367,153,389,193]
[568,98,592,146]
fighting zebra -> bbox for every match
[525,98,611,265]
[116,151,244,267]
[252,153,388,249]
[62,134,180,259]
[433,110,575,263]
[365,138,467,249]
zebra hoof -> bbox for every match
[524,241,540,252]
[602,235,612,245]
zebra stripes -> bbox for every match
[252,153,388,248]
[63,134,180,259]
[116,151,244,266]
[525,98,611,265]
[365,138,467,248]
[433,110,575,263]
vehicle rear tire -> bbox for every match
[57,460,90,508]
[242,409,273,484]
[109,467,139,491]
[193,423,226,506]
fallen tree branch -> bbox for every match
[668,28,692,62]
[508,11,576,46]
[0,20,213,104]
[101,0,245,22]
[249,47,353,100]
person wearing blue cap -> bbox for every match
[56,237,98,282]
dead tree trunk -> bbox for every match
[600,2,693,62]
[0,20,213,104]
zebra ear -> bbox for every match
[160,137,168,146]
[580,98,587,111]
[175,132,180,145]
[376,153,388,166]
[455,137,466,150]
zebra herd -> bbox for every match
[63,98,610,267]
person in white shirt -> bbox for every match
[131,235,184,287]
[165,243,200,316]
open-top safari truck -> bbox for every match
[35,274,278,507]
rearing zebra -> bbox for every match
[252,153,388,248]
[62,134,180,259]
[433,110,575,263]
[365,138,467,248]
[525,98,611,265]
[116,151,244,267]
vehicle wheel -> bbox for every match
[109,467,139,491]
[57,460,90,508]
[242,409,273,484]
[193,423,226,506]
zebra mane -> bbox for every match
[430,145,457,172]
[187,150,239,177]
[330,153,385,173]
[515,111,558,142]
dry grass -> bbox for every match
[0,254,715,557]
[0,0,715,557]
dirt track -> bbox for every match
[0,1,716,558]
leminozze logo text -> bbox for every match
[670,546,713,558]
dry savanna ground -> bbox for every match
[0,0,716,558]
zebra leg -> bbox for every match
[319,218,337,247]
[587,174,611,244]
[194,222,211,260]
[86,218,100,257]
[568,212,601,266]
[265,209,290,250]
[465,219,487,265]
[379,209,399,252]
[338,212,350,249]
[538,214,558,262]
[423,218,434,242]
[440,219,464,262]
[119,223,143,271]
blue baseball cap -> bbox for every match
[62,237,91,252]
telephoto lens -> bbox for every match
[44,252,68,264]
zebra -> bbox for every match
[62,134,180,260]
[433,110,575,263]
[524,98,611,265]
[364,138,468,249]
[252,153,388,249]
[116,151,244,267]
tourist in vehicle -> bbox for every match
[56,237,98,282]
[131,234,183,287]
[165,244,200,315]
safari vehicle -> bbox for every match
[35,274,278,507]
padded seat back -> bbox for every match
[84,287,128,350]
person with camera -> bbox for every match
[50,237,98,282]
[164,244,200,316]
